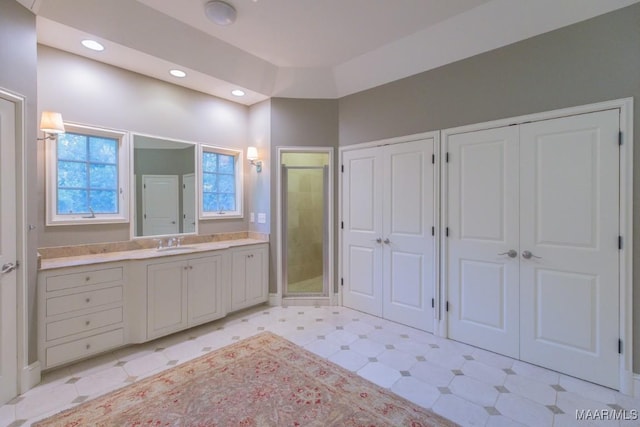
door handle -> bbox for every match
[522,250,542,260]
[1,262,17,274]
[498,250,518,258]
[375,238,382,244]
[383,238,391,244]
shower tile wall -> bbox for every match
[287,169,323,285]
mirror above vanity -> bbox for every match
[131,134,197,238]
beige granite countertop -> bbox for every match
[40,238,268,270]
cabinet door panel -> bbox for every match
[231,245,268,311]
[188,255,224,325]
[147,260,188,339]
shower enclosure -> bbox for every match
[281,152,329,297]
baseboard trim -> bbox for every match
[20,361,41,394]
[281,297,331,306]
[268,293,281,306]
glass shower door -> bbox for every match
[282,165,328,297]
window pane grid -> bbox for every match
[56,132,119,215]
[202,151,236,213]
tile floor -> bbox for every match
[1,305,639,427]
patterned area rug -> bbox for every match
[34,332,458,426]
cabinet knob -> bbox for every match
[86,344,91,350]
[85,276,90,282]
[85,298,91,303]
[85,320,91,326]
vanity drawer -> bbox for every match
[46,267,123,292]
[46,307,123,341]
[46,328,124,368]
[46,286,123,317]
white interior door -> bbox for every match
[342,147,383,316]
[382,139,435,332]
[142,175,179,236]
[0,97,17,405]
[519,110,620,388]
[182,173,195,233]
[447,126,520,358]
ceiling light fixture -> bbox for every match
[169,69,187,78]
[81,39,105,51]
[204,1,237,26]
[231,89,245,97]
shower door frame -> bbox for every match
[275,147,334,305]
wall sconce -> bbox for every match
[37,111,65,141]
[247,146,262,172]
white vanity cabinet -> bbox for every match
[37,263,126,369]
[230,244,268,311]
[38,240,269,369]
[146,254,225,340]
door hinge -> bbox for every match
[619,131,623,146]
[341,278,344,286]
[183,184,186,189]
[446,301,449,312]
[431,298,435,308]
[144,213,147,219]
[446,152,450,163]
[431,154,435,164]
[341,221,344,229]
[431,226,435,236]
[341,165,344,173]
[143,184,146,189]
[619,339,623,354]
[619,235,623,250]
[445,227,449,237]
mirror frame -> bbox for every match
[129,132,199,239]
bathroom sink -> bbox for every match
[155,245,194,252]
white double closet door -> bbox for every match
[446,109,620,389]
[342,137,436,332]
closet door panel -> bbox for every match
[383,139,435,332]
[342,147,383,316]
[447,126,520,358]
[519,109,620,389]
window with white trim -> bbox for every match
[46,123,129,225]
[200,145,243,218]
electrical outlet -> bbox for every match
[257,213,266,224]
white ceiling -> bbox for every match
[20,0,640,105]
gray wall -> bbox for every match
[270,98,339,294]
[247,99,271,236]
[339,4,640,371]
[0,1,38,364]
[37,45,251,247]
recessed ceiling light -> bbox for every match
[231,89,245,97]
[169,69,187,78]
[81,39,105,51]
